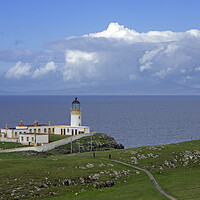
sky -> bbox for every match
[1,0,200,95]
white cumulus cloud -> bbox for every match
[32,61,57,78]
[63,50,99,81]
[5,61,31,79]
[86,22,200,43]
[2,22,200,94]
[65,50,98,64]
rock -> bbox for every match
[49,192,55,196]
[63,179,72,186]
[86,163,94,168]
[79,177,85,184]
[105,181,114,187]
[79,166,86,169]
[93,181,114,189]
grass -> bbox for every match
[0,139,199,200]
[0,142,28,150]
[49,135,71,143]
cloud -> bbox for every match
[195,66,200,71]
[5,61,31,79]
[32,61,57,78]
[1,22,200,94]
[63,50,99,81]
[65,50,98,64]
[87,22,200,43]
[154,68,172,79]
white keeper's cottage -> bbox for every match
[0,97,90,146]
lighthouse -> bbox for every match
[71,97,81,127]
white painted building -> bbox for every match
[0,97,91,146]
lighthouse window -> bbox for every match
[79,116,81,119]
[79,123,81,126]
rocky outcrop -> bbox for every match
[55,133,124,154]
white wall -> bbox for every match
[71,114,81,126]
[0,137,18,142]
[27,126,55,134]
[54,126,90,135]
[16,126,28,130]
[1,129,13,138]
[36,134,48,144]
[19,134,35,144]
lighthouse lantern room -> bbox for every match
[71,97,81,126]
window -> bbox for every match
[27,137,29,142]
[44,128,46,133]
[24,132,26,133]
[67,128,69,132]
[15,132,17,137]
[64,129,66,135]
[21,136,24,141]
[79,123,81,126]
[38,129,41,133]
[61,129,63,135]
[79,116,81,119]
[48,128,51,134]
[34,129,36,133]
[32,137,34,142]
[30,129,32,133]
[52,128,54,133]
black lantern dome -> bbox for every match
[72,97,80,110]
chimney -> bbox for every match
[49,120,51,126]
[34,120,38,126]
[6,124,8,129]
[20,120,24,126]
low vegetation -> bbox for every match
[49,135,71,143]
[0,142,28,150]
[0,136,199,200]
[50,133,124,154]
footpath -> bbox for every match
[101,158,177,200]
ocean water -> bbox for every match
[0,95,200,148]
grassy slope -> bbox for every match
[0,140,199,200]
[0,142,28,149]
[49,135,71,143]
[90,140,200,200]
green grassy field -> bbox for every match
[49,135,71,143]
[0,139,199,200]
[0,142,28,150]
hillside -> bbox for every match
[0,137,199,200]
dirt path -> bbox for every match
[101,158,177,200]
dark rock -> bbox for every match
[63,179,72,186]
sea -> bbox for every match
[0,95,200,148]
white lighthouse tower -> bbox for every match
[71,97,81,127]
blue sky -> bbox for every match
[1,0,200,95]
